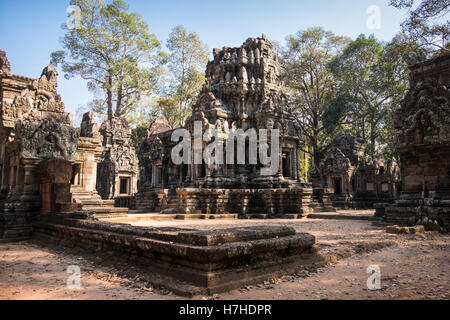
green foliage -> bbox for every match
[378,33,420,161]
[390,0,449,53]
[154,97,182,128]
[283,28,418,176]
[52,0,161,120]
[329,34,409,156]
[281,27,351,167]
[298,148,311,182]
[157,25,209,127]
[130,125,148,150]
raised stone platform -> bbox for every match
[32,215,323,296]
[102,213,239,223]
[385,196,450,231]
[307,211,376,221]
[135,188,317,217]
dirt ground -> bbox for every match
[0,212,449,300]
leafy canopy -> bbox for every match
[389,0,449,52]
[154,25,209,128]
[51,0,161,121]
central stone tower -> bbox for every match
[136,35,321,217]
[185,34,302,188]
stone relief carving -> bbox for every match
[396,78,450,147]
[14,116,79,161]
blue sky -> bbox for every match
[0,0,408,124]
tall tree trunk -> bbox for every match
[115,80,123,118]
[107,74,113,122]
[369,119,376,156]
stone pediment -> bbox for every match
[14,115,79,161]
[395,80,450,148]
[148,115,172,136]
[321,147,352,174]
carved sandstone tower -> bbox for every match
[385,53,450,231]
[0,51,79,240]
[136,35,318,216]
[185,34,302,187]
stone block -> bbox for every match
[386,225,425,234]
[33,217,323,295]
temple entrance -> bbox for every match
[71,163,81,185]
[334,178,342,195]
[119,177,130,195]
[282,152,290,178]
[181,164,188,182]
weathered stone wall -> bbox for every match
[70,112,128,218]
[0,50,79,241]
[385,53,450,231]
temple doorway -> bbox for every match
[334,178,342,195]
[282,152,290,178]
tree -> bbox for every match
[389,0,449,52]
[51,0,161,121]
[281,27,351,170]
[157,25,209,127]
[125,97,160,149]
[329,34,412,157]
[378,33,421,160]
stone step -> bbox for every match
[82,207,128,214]
[273,214,301,219]
[80,200,116,207]
[307,212,375,221]
[95,213,129,219]
[241,214,271,219]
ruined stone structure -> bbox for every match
[97,117,139,204]
[0,51,137,240]
[0,52,79,240]
[39,158,77,215]
[135,35,323,217]
[311,134,400,209]
[71,112,128,217]
[385,53,450,231]
[0,48,323,295]
[34,217,322,295]
[134,116,176,212]
[71,112,103,202]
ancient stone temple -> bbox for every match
[69,112,128,217]
[385,53,450,231]
[133,116,175,212]
[310,134,400,209]
[0,51,79,240]
[135,35,319,217]
[97,117,138,205]
[71,112,103,202]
